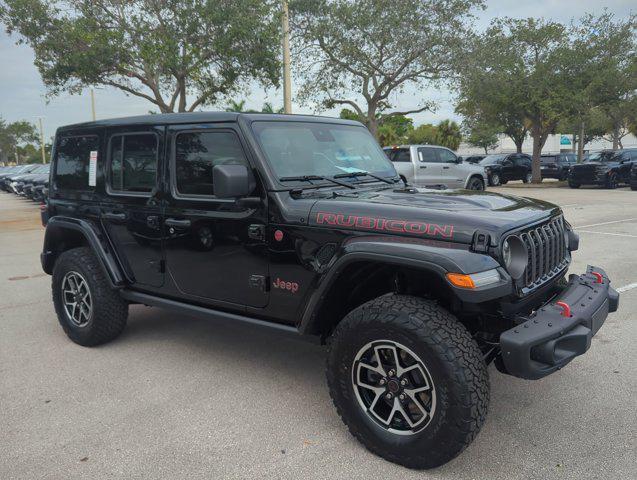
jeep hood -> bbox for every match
[307,187,560,245]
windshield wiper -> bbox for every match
[279,175,356,189]
[332,171,396,184]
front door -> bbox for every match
[436,148,464,187]
[100,127,165,287]
[501,157,516,181]
[162,123,269,308]
[416,147,443,186]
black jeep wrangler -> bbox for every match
[41,113,619,469]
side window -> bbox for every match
[175,130,248,197]
[387,149,411,162]
[418,147,438,163]
[109,133,158,193]
[54,135,99,190]
[437,149,457,163]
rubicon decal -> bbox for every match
[315,212,454,239]
[273,277,299,293]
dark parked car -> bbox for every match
[0,164,40,191]
[461,154,486,164]
[479,153,532,186]
[10,164,50,195]
[568,148,637,189]
[630,162,637,191]
[540,153,577,181]
[41,112,618,469]
[23,168,51,200]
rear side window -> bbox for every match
[386,148,411,162]
[109,134,158,193]
[54,135,99,190]
[175,131,248,197]
[541,155,557,164]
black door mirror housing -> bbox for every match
[213,164,253,198]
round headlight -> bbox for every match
[502,235,527,279]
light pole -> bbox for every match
[281,0,292,114]
[37,117,46,164]
[90,87,96,121]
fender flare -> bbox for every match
[41,216,126,287]
[464,173,486,189]
[297,237,509,335]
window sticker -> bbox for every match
[88,150,98,186]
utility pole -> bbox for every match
[37,117,46,164]
[90,88,96,121]
[281,0,292,114]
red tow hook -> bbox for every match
[556,301,571,317]
[591,271,604,284]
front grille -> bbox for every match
[518,216,569,289]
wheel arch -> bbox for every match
[464,174,485,189]
[298,241,501,339]
[41,216,126,287]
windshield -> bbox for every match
[479,154,507,165]
[252,122,397,182]
[585,151,619,163]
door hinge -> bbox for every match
[249,274,269,292]
[248,224,265,241]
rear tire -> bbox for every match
[568,181,581,189]
[326,294,489,469]
[52,247,128,346]
[605,172,618,189]
[522,172,532,183]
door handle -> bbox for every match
[165,218,191,228]
[442,166,450,170]
[102,212,127,222]
[419,166,427,169]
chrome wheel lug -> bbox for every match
[400,378,407,386]
[379,378,386,386]
[385,392,393,400]
[399,393,405,401]
[388,369,395,377]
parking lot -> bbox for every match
[0,185,635,480]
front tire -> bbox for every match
[568,180,581,189]
[52,247,128,346]
[489,173,500,186]
[326,295,489,469]
[523,172,532,183]
[605,172,618,189]
[466,177,485,190]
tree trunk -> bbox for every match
[612,126,619,150]
[530,127,547,184]
[367,107,379,139]
[483,146,488,154]
[571,133,576,152]
[515,138,523,153]
[578,121,585,163]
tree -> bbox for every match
[461,18,584,182]
[406,124,438,145]
[291,0,483,138]
[1,0,282,112]
[225,100,248,112]
[463,120,500,154]
[261,102,285,114]
[0,118,38,164]
[436,120,462,150]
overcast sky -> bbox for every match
[0,0,634,140]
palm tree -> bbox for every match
[261,102,284,113]
[225,100,246,112]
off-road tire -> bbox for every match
[326,294,489,469]
[568,181,581,189]
[52,247,128,346]
[488,173,500,186]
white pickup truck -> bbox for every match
[384,145,487,190]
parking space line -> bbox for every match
[617,282,637,293]
[574,218,637,229]
[578,230,637,238]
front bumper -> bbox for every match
[499,266,618,380]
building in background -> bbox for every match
[458,133,637,155]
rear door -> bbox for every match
[500,155,516,181]
[162,123,269,309]
[100,126,165,287]
[385,147,414,183]
[416,147,443,185]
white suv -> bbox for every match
[384,145,487,190]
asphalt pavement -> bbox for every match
[1,184,635,480]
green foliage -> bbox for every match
[291,0,483,137]
[0,117,38,163]
[1,0,282,112]
[436,120,462,151]
[463,120,499,153]
[225,100,285,113]
[406,124,438,145]
[339,108,364,122]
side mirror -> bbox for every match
[213,164,253,198]
[456,156,463,164]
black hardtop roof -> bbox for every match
[56,111,361,132]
